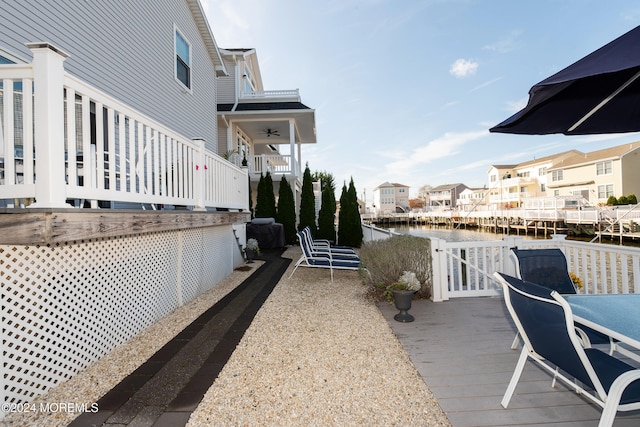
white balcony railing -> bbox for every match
[0,44,248,210]
[241,89,300,100]
[249,153,301,178]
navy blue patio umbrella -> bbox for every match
[490,25,640,135]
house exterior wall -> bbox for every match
[0,0,219,152]
[217,58,238,103]
[621,148,640,198]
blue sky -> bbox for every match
[202,0,640,202]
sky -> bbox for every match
[201,0,640,203]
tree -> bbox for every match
[347,177,363,246]
[254,172,276,218]
[264,171,277,218]
[297,164,317,235]
[337,177,363,247]
[276,176,297,244]
[317,173,336,242]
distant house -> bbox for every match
[428,183,467,209]
[486,151,579,209]
[216,47,316,212]
[546,142,640,204]
[456,187,488,212]
[373,182,409,215]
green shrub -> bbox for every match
[607,195,618,206]
[358,235,432,299]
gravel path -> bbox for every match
[3,247,451,427]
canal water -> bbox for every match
[386,224,528,242]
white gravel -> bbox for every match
[2,247,451,427]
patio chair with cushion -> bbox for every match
[495,272,640,427]
[289,231,361,282]
[300,226,356,254]
[510,248,614,353]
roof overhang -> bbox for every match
[219,108,316,144]
[187,0,228,77]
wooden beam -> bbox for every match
[0,210,250,245]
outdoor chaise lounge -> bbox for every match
[494,272,640,427]
[289,231,360,282]
[300,226,356,254]
[509,248,613,353]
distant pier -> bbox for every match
[364,205,640,244]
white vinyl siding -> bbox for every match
[0,0,219,152]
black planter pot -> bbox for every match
[245,248,257,263]
[392,290,416,322]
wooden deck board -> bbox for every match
[379,296,640,426]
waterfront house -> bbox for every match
[216,47,316,212]
[427,183,467,209]
[0,0,270,412]
[547,142,640,204]
[372,182,410,215]
[487,151,579,209]
[456,187,488,212]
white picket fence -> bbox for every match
[0,43,248,210]
[361,224,640,302]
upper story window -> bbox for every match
[0,55,14,64]
[490,174,497,182]
[538,167,547,176]
[175,27,191,90]
[551,169,563,182]
[516,171,530,178]
[596,160,613,176]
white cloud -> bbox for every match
[506,97,528,113]
[386,130,489,173]
[483,30,523,54]
[449,58,478,78]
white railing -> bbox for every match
[0,44,248,210]
[249,153,300,178]
[361,223,640,302]
[241,89,300,100]
[431,235,640,301]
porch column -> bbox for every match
[289,119,297,177]
[27,43,70,208]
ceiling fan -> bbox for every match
[261,128,280,137]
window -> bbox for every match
[538,167,547,176]
[551,170,563,182]
[175,27,191,90]
[0,55,14,64]
[597,184,614,199]
[596,160,613,176]
[540,183,546,192]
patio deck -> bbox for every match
[379,296,640,427]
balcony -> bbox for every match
[240,89,300,102]
[0,44,248,210]
[246,154,301,180]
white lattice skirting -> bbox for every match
[0,225,242,414]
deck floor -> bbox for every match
[379,296,640,427]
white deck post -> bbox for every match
[430,237,449,302]
[27,43,70,208]
[193,137,206,211]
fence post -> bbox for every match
[27,43,70,208]
[193,138,206,211]
[430,238,449,302]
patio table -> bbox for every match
[564,294,640,350]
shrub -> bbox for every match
[607,195,618,206]
[358,235,432,299]
[628,194,638,205]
